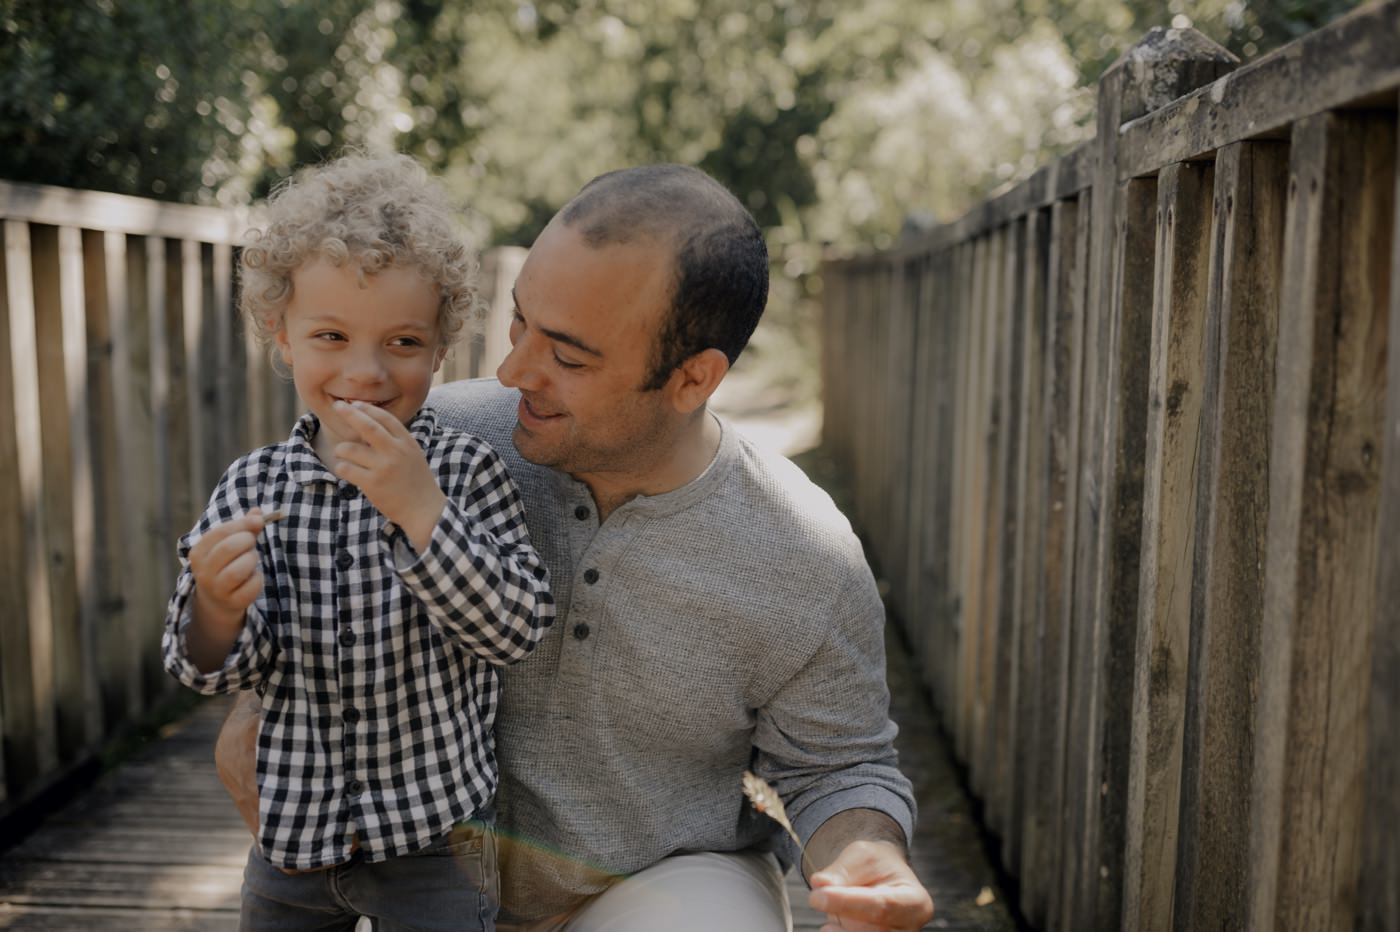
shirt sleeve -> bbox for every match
[748,555,917,863]
[161,454,278,694]
[393,436,555,665]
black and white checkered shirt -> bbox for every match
[162,406,554,870]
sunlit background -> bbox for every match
[0,0,1365,447]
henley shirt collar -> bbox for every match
[552,412,737,520]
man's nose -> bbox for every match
[496,340,541,390]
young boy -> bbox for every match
[161,153,554,931]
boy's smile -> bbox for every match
[275,258,444,464]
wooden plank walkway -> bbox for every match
[0,631,1014,931]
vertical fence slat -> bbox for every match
[945,243,971,734]
[2,221,58,786]
[1031,191,1090,932]
[142,236,175,694]
[64,225,101,749]
[1249,109,1394,932]
[1173,139,1288,932]
[970,229,1006,797]
[956,235,990,764]
[1,222,48,802]
[989,219,1027,851]
[1009,207,1050,896]
[31,223,92,763]
[1359,95,1400,932]
[164,239,194,546]
[1122,159,1214,932]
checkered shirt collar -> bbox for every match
[285,406,440,487]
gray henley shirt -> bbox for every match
[431,378,915,920]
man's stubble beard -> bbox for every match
[511,399,674,483]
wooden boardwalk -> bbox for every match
[0,627,1014,931]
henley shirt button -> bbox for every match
[574,505,590,520]
[342,707,360,725]
[336,551,355,570]
[347,779,363,795]
[339,630,356,648]
[572,623,590,641]
[583,568,600,584]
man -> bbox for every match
[216,164,935,931]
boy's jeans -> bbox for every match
[240,820,498,932]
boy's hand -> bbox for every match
[331,401,446,553]
[187,509,267,672]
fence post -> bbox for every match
[1062,27,1235,931]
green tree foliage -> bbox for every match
[0,0,1366,398]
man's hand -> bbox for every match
[215,689,262,840]
[187,510,267,672]
[808,840,934,931]
[330,400,446,552]
[805,810,934,932]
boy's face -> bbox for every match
[276,258,444,461]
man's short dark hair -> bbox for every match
[560,165,769,391]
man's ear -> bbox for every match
[666,348,730,415]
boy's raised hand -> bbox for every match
[331,400,447,554]
[187,509,268,672]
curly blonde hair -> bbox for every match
[239,152,481,349]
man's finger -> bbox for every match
[809,885,927,928]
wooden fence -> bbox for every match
[0,179,516,825]
[821,4,1399,930]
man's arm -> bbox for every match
[215,689,262,839]
[805,808,934,932]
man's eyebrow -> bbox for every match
[511,288,603,357]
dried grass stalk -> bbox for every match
[742,770,810,873]
[262,510,286,524]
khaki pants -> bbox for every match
[497,851,791,932]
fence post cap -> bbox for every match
[1103,26,1239,122]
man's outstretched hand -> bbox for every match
[215,689,262,840]
[805,810,934,931]
[809,840,934,931]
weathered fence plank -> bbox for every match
[986,219,1026,845]
[1248,109,1393,932]
[31,223,101,764]
[1122,159,1213,932]
[1028,192,1089,932]
[1007,208,1049,890]
[1359,98,1400,932]
[2,220,59,791]
[1172,139,1288,932]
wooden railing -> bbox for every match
[0,180,515,824]
[821,4,1399,930]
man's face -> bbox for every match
[496,219,679,481]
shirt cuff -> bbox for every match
[790,784,916,858]
[166,597,263,693]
